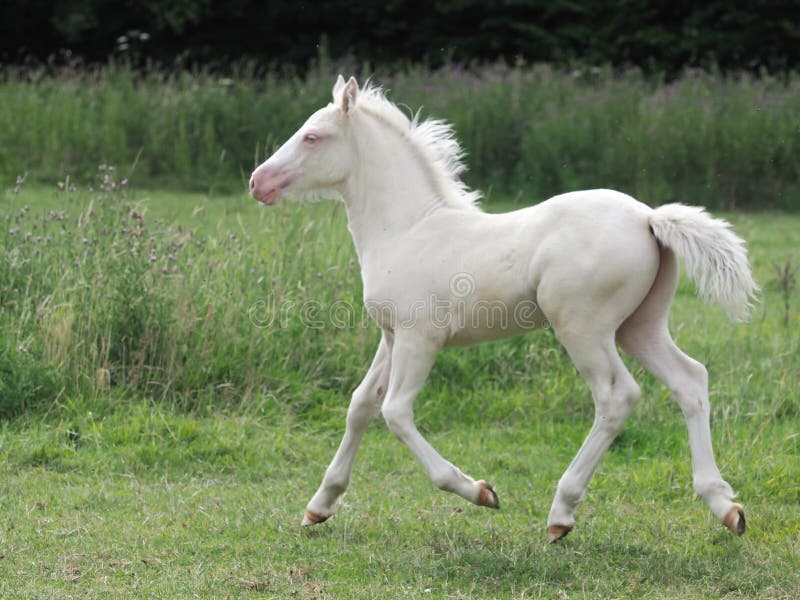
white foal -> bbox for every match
[250,76,758,541]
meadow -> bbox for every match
[1,64,799,597]
[1,176,798,597]
[2,62,800,209]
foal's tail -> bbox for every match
[649,203,759,321]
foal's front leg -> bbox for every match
[380,332,499,509]
[303,332,392,525]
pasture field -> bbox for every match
[2,62,800,210]
[1,182,799,598]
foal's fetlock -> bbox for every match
[693,477,745,535]
[693,476,734,501]
[302,491,339,527]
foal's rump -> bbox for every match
[530,190,662,334]
[531,191,757,334]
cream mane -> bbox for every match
[354,85,483,211]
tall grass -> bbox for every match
[0,174,379,416]
[2,62,799,208]
[1,175,798,421]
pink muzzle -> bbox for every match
[249,165,292,206]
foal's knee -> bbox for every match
[347,388,382,429]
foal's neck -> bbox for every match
[343,114,442,259]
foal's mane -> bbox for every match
[355,85,483,211]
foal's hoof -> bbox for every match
[301,509,330,527]
[476,481,500,509]
[723,504,746,536]
[548,524,573,543]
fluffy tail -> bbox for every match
[649,204,759,320]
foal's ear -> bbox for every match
[332,74,346,101]
[341,76,359,113]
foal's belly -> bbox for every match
[443,293,550,347]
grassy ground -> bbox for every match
[1,185,798,597]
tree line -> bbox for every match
[2,1,800,74]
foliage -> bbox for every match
[2,63,800,209]
[2,1,800,75]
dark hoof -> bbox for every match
[548,524,573,543]
[301,510,330,527]
[724,505,746,536]
[476,481,500,509]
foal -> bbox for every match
[250,76,757,541]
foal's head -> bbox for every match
[250,75,359,205]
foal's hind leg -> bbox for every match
[618,323,745,535]
[617,246,745,535]
[547,334,642,542]
[303,332,393,525]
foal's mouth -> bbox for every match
[250,173,293,206]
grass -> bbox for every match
[1,178,799,597]
[2,411,798,598]
[2,62,800,209]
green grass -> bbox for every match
[2,63,800,209]
[2,410,798,598]
[1,182,799,597]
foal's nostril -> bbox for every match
[249,177,256,193]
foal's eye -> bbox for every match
[304,134,319,144]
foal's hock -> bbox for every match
[250,76,758,541]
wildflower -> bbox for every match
[13,175,24,194]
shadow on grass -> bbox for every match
[415,524,755,595]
